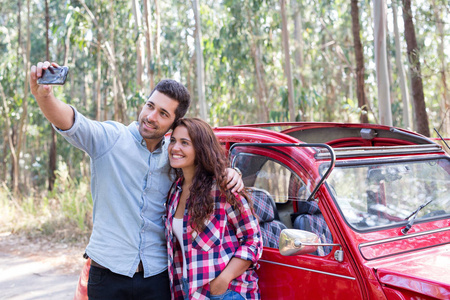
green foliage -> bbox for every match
[50,164,93,232]
[0,163,92,242]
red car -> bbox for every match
[74,122,450,299]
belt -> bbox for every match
[90,259,144,273]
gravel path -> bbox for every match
[0,232,86,300]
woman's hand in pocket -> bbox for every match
[209,275,230,296]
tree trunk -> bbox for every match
[15,0,31,194]
[385,17,394,105]
[95,34,102,120]
[108,2,119,121]
[320,34,332,121]
[291,0,307,119]
[63,26,72,66]
[187,53,198,116]
[16,0,21,90]
[351,0,369,123]
[246,8,269,122]
[8,0,32,194]
[373,0,392,126]
[45,0,50,61]
[249,39,269,122]
[82,69,90,111]
[154,0,161,78]
[348,70,354,122]
[104,65,109,120]
[143,0,154,92]
[48,128,57,191]
[402,0,430,136]
[132,0,145,92]
[1,130,8,183]
[392,2,411,129]
[192,0,207,120]
[291,0,305,86]
[431,0,449,135]
[69,48,76,103]
[45,0,57,191]
[279,0,296,122]
[104,42,128,123]
[51,99,62,185]
[0,83,18,192]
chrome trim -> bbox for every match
[359,227,450,248]
[259,259,356,280]
[316,144,444,159]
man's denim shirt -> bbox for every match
[55,106,172,278]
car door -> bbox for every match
[230,144,366,299]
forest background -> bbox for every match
[0,0,449,243]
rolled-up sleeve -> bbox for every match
[53,105,122,159]
[227,194,263,267]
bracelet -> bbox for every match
[233,167,242,177]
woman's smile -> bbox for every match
[168,126,196,171]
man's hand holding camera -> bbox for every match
[30,61,74,131]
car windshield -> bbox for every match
[325,157,450,231]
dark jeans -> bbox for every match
[87,265,170,300]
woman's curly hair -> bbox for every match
[171,118,252,234]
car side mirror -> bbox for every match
[279,229,320,256]
[279,229,343,262]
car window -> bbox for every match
[253,159,292,203]
[232,152,305,203]
[326,157,450,231]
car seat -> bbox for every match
[249,187,287,248]
[293,201,333,256]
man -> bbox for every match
[30,61,243,300]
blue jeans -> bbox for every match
[181,277,244,300]
[88,265,170,300]
[182,277,189,300]
[210,290,245,300]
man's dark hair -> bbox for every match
[149,79,191,123]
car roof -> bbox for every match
[212,122,447,159]
[232,122,435,147]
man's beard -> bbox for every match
[139,120,166,140]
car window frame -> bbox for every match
[322,155,450,233]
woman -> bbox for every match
[165,118,263,300]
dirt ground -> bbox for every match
[0,232,86,300]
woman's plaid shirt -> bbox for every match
[165,178,263,300]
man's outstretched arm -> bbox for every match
[30,61,74,130]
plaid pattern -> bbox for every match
[260,222,287,248]
[249,188,287,249]
[294,201,333,256]
[166,178,263,300]
[250,188,275,222]
[297,200,320,215]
